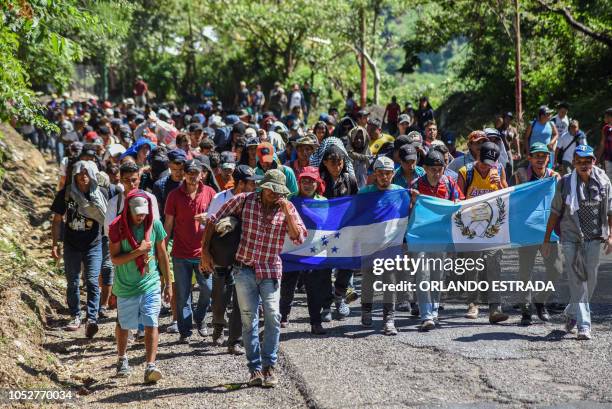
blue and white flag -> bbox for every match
[281,190,410,272]
[407,178,557,252]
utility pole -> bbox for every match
[359,7,367,108]
[514,0,523,129]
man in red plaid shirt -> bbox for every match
[200,169,306,388]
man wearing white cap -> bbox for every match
[358,156,403,335]
[109,191,171,383]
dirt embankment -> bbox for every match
[0,123,81,390]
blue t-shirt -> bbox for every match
[530,121,553,146]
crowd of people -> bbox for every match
[16,82,612,388]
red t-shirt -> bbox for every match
[413,175,464,200]
[386,102,401,122]
[164,182,216,259]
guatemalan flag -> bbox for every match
[407,178,557,252]
[281,190,410,272]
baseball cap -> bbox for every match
[484,128,502,139]
[574,144,595,159]
[244,127,257,138]
[128,196,149,215]
[246,136,260,147]
[357,109,370,117]
[185,159,203,173]
[529,142,550,155]
[188,123,203,132]
[168,149,187,163]
[220,152,236,170]
[398,114,410,124]
[368,118,382,129]
[423,150,446,167]
[399,144,418,162]
[538,105,554,116]
[373,156,395,171]
[199,138,215,150]
[257,142,275,163]
[480,142,500,166]
[233,165,263,182]
[468,130,487,143]
[504,112,513,118]
[394,134,412,151]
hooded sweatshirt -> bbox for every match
[347,126,371,188]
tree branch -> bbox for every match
[534,0,612,47]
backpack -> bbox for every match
[465,161,504,191]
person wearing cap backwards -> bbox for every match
[357,156,403,335]
[457,141,509,323]
[200,169,307,387]
[51,161,109,337]
[280,167,328,334]
[410,150,464,331]
[255,142,298,194]
[523,105,559,166]
[109,191,171,383]
[542,145,612,340]
[512,143,562,325]
[448,130,488,173]
[289,135,318,179]
[206,165,262,354]
[163,159,216,344]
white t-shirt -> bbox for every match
[558,131,587,163]
[104,188,160,236]
[207,189,235,218]
[553,115,570,139]
[289,91,302,110]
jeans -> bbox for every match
[518,244,562,304]
[233,265,281,372]
[304,270,332,325]
[100,236,114,286]
[55,138,64,165]
[465,249,503,305]
[211,267,242,346]
[416,252,445,321]
[63,241,102,322]
[361,269,396,319]
[562,241,601,331]
[322,269,353,309]
[173,258,213,337]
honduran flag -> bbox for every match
[281,190,410,272]
[407,177,557,252]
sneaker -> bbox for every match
[166,321,179,334]
[335,298,350,319]
[248,370,264,386]
[98,306,109,320]
[410,303,419,317]
[212,326,225,346]
[311,324,327,335]
[489,306,509,324]
[535,303,551,322]
[195,322,208,338]
[263,366,278,388]
[116,356,130,377]
[564,315,577,334]
[320,309,332,323]
[520,312,533,326]
[64,316,81,331]
[577,328,592,340]
[420,319,435,332]
[144,364,162,384]
[396,301,411,312]
[228,344,245,355]
[345,289,359,304]
[383,320,398,336]
[361,311,373,328]
[85,322,99,339]
[465,303,479,319]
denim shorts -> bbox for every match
[117,287,161,330]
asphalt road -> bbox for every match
[53,249,612,408]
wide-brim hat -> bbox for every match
[259,169,291,196]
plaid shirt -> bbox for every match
[208,192,307,280]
